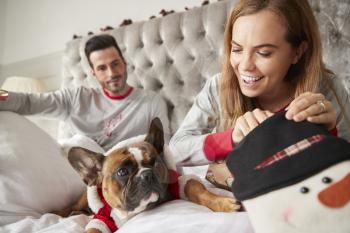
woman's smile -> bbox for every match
[240,74,264,86]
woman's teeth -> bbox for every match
[240,75,263,84]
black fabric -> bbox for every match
[226,111,350,201]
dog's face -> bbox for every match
[68,118,170,215]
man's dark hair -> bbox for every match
[84,34,124,68]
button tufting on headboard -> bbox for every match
[61,0,350,138]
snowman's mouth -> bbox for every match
[254,134,325,170]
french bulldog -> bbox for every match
[59,118,240,233]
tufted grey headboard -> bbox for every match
[61,0,350,138]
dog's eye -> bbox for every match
[116,168,129,177]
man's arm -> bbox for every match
[0,88,74,120]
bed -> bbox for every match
[1,0,349,232]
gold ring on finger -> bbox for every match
[316,100,326,113]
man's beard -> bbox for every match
[106,72,127,95]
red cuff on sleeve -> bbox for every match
[203,129,234,161]
[330,127,338,137]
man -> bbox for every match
[0,34,169,151]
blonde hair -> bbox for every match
[220,0,331,130]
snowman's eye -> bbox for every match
[300,187,309,194]
[322,176,332,184]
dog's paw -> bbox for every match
[209,196,241,212]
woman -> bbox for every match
[169,0,350,167]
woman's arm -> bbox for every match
[170,74,225,166]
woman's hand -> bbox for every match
[232,109,273,144]
[285,92,336,130]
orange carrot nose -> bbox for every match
[318,172,350,208]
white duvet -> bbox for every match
[0,200,253,233]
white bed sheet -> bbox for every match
[0,200,254,233]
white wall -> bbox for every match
[0,0,204,88]
[1,0,204,65]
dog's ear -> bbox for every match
[68,147,105,186]
[145,118,164,154]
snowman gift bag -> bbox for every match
[226,112,350,233]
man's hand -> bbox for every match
[0,90,9,101]
[232,109,273,144]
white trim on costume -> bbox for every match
[87,186,104,213]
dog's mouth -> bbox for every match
[123,189,163,213]
[119,191,160,216]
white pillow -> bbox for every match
[0,111,85,225]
